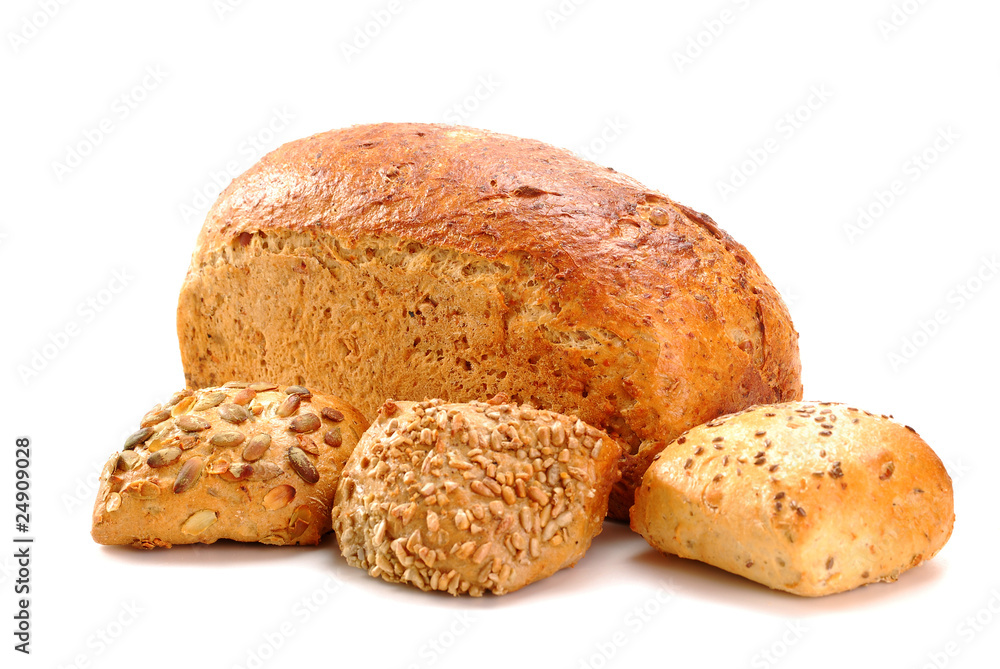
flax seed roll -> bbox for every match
[631,401,955,596]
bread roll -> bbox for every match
[91,383,367,548]
[177,122,802,518]
[332,397,620,595]
[630,401,954,596]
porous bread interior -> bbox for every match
[180,230,652,451]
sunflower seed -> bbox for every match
[223,381,248,388]
[551,421,566,446]
[321,407,345,423]
[173,456,204,493]
[263,484,296,510]
[105,492,122,513]
[177,415,211,432]
[242,433,272,461]
[193,392,227,411]
[116,451,141,472]
[209,431,245,448]
[276,394,301,418]
[124,427,153,450]
[206,459,230,475]
[289,413,321,433]
[232,388,256,406]
[323,428,343,448]
[285,385,311,397]
[249,382,278,392]
[140,409,171,428]
[288,446,319,484]
[147,447,182,468]
[181,510,218,535]
[218,404,250,424]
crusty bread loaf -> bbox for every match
[92,383,367,548]
[630,401,954,596]
[332,397,620,595]
[177,122,802,518]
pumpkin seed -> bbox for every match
[249,382,278,392]
[177,415,211,432]
[210,431,246,448]
[285,385,311,397]
[124,427,153,450]
[166,389,193,407]
[140,409,171,428]
[180,510,217,535]
[218,403,250,424]
[226,462,254,481]
[262,484,296,510]
[223,381,248,388]
[206,458,230,475]
[288,446,319,484]
[276,394,300,418]
[232,388,256,406]
[147,447,182,468]
[249,461,282,481]
[321,407,345,423]
[289,413,321,433]
[173,457,204,493]
[242,433,272,461]
[323,427,343,448]
[193,392,227,411]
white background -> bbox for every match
[1,1,997,668]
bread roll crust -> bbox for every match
[332,398,621,595]
[178,122,801,518]
[91,384,367,548]
[630,401,955,596]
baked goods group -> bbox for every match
[92,122,954,598]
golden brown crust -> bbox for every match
[91,383,368,548]
[332,398,621,595]
[178,122,801,518]
[630,401,955,596]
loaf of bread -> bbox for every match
[91,383,368,548]
[177,122,802,518]
[630,401,954,596]
[332,397,620,595]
